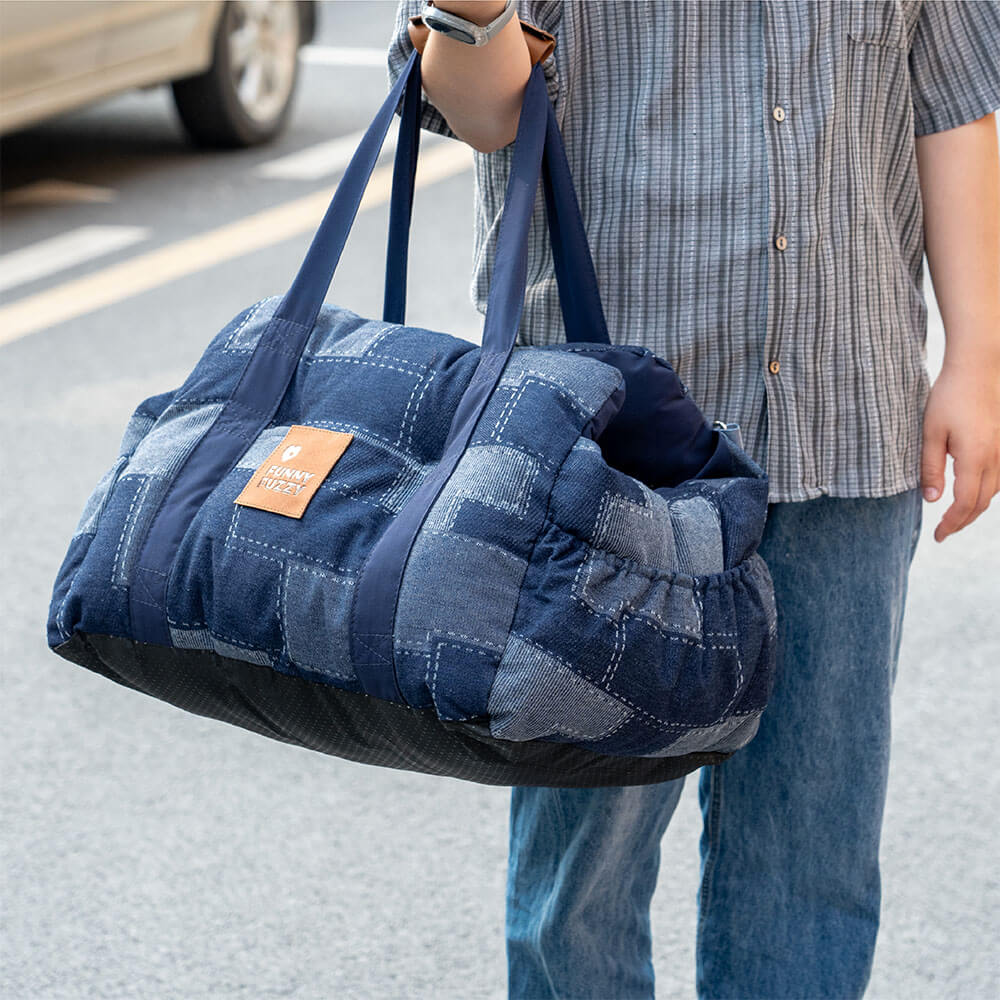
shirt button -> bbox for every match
[772,106,786,121]
[775,235,787,251]
[769,360,781,375]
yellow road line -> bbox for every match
[0,143,473,348]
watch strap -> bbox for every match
[407,13,556,65]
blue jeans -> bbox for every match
[506,489,923,999]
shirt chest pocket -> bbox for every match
[845,0,907,49]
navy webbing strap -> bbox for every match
[382,58,422,326]
[381,68,609,346]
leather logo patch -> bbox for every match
[235,425,353,519]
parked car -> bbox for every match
[0,0,317,147]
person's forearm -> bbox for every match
[915,112,1000,539]
[420,1,532,153]
[915,112,1000,372]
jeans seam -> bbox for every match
[537,792,568,1000]
[696,765,724,949]
[507,789,569,1000]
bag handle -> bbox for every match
[381,54,610,352]
[278,48,609,351]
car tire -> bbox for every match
[171,0,303,149]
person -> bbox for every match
[387,2,1000,997]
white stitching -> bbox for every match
[301,356,424,377]
[222,297,275,351]
[112,476,150,584]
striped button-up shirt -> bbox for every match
[388,1,1000,502]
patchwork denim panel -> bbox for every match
[204,546,282,661]
[572,549,704,641]
[497,350,624,419]
[292,309,481,465]
[281,561,356,682]
[488,633,635,742]
[424,444,541,532]
[591,489,677,568]
[425,640,497,721]
[48,534,94,646]
[504,517,774,754]
[110,474,160,588]
[395,529,526,655]
[126,403,225,479]
[297,354,430,450]
[221,296,283,354]
[634,711,762,757]
[169,627,273,667]
[667,494,725,575]
[307,313,396,358]
[117,389,176,459]
[221,500,370,576]
[378,458,427,514]
[712,474,770,565]
[476,377,594,461]
[548,438,643,540]
[74,456,128,538]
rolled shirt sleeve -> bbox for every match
[909,0,1000,136]
[387,1,462,140]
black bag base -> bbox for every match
[54,633,732,788]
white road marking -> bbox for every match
[255,129,446,181]
[299,45,388,67]
[255,128,395,180]
[0,142,474,347]
[0,225,150,294]
[2,180,117,207]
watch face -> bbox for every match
[424,14,477,45]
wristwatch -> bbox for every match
[418,1,518,46]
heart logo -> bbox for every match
[281,445,302,463]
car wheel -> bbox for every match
[171,0,302,149]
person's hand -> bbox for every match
[920,361,1000,541]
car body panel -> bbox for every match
[0,1,222,134]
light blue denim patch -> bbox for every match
[235,425,292,469]
[395,529,528,655]
[221,296,282,353]
[309,313,397,358]
[591,488,677,567]
[668,494,725,575]
[424,444,541,532]
[74,456,128,538]
[170,627,272,667]
[127,403,225,479]
[633,711,761,757]
[497,350,624,421]
[281,561,356,682]
[488,633,635,742]
[111,475,158,588]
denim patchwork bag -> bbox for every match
[47,51,778,787]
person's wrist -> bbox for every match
[940,321,1000,375]
[430,1,511,28]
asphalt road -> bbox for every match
[2,4,997,999]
